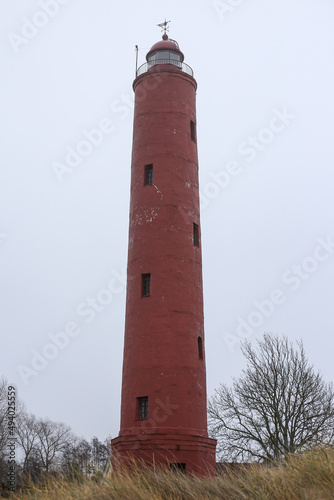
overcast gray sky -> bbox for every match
[1,0,334,442]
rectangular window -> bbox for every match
[144,164,153,186]
[190,120,196,142]
[170,463,186,473]
[138,397,149,420]
[142,273,151,297]
[193,223,199,247]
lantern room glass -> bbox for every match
[148,50,182,69]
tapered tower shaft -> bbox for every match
[111,34,216,475]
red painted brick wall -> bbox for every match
[112,59,216,476]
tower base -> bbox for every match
[111,432,217,476]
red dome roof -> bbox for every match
[146,35,184,62]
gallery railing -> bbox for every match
[136,59,194,77]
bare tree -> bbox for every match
[16,412,40,471]
[61,437,93,477]
[1,381,110,482]
[90,436,111,473]
[208,333,334,462]
[34,418,74,472]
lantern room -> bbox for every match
[146,33,184,67]
[136,34,193,77]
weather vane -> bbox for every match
[157,20,171,36]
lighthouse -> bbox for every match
[111,26,216,475]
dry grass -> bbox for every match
[6,447,334,500]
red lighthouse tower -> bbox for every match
[111,28,216,475]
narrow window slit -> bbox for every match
[144,164,153,185]
[190,120,196,142]
[138,397,149,419]
[142,273,151,297]
[193,223,199,247]
[198,337,203,360]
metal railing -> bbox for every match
[136,59,194,78]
